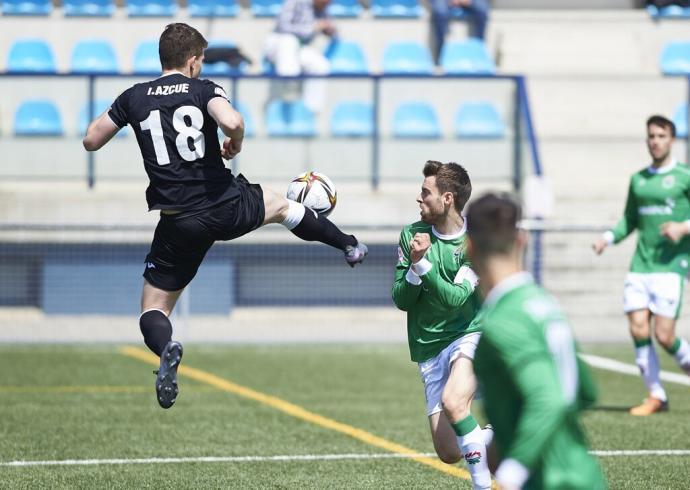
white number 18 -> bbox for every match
[140,105,206,165]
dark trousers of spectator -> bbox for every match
[431,0,489,65]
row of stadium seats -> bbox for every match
[10,98,508,138]
[5,38,496,75]
[1,0,469,18]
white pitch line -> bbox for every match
[4,450,690,467]
[1,453,437,467]
[593,450,690,457]
[579,353,690,387]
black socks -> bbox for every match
[139,309,173,356]
[290,208,357,251]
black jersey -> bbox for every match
[108,73,239,211]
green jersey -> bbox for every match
[609,162,690,275]
[391,220,482,363]
[474,273,606,490]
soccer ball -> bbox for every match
[286,171,337,217]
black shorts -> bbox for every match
[143,174,265,291]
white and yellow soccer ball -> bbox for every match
[286,171,337,217]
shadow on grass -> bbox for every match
[587,405,631,413]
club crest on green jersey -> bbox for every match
[662,175,675,189]
[453,247,463,264]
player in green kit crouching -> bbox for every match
[392,161,492,489]
[592,115,690,416]
[466,193,606,490]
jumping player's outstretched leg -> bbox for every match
[262,188,368,267]
[140,280,184,409]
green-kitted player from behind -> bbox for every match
[466,193,606,490]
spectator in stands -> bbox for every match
[264,0,336,113]
[430,0,489,65]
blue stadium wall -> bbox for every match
[0,243,396,314]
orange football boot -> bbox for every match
[629,397,669,416]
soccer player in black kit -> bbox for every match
[83,23,368,409]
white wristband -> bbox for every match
[495,458,529,489]
[405,268,422,285]
[454,265,478,289]
[602,231,614,245]
[411,257,433,276]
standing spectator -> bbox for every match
[430,0,489,65]
[264,0,336,113]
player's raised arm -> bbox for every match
[416,258,478,309]
[82,110,120,151]
[208,97,244,159]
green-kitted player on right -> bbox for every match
[466,193,606,490]
[592,115,690,416]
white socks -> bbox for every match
[281,199,306,230]
[482,425,494,448]
[457,426,492,490]
[672,337,690,369]
[635,343,667,401]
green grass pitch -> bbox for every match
[0,343,688,489]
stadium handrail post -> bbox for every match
[87,75,95,188]
[516,75,544,284]
[372,75,381,191]
[231,75,239,176]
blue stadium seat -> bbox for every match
[126,0,177,17]
[454,101,505,138]
[266,100,316,137]
[647,4,690,19]
[189,0,238,17]
[64,0,114,16]
[382,42,434,74]
[78,100,129,137]
[660,41,690,75]
[203,41,249,75]
[327,0,362,18]
[331,101,373,137]
[262,56,276,75]
[250,0,281,17]
[14,100,63,136]
[132,40,161,74]
[392,101,440,138]
[7,39,56,73]
[2,0,52,15]
[371,0,422,18]
[440,39,495,74]
[673,103,688,139]
[325,41,368,74]
[71,40,119,74]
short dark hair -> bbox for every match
[466,192,521,256]
[647,114,676,138]
[423,160,472,213]
[159,23,208,70]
